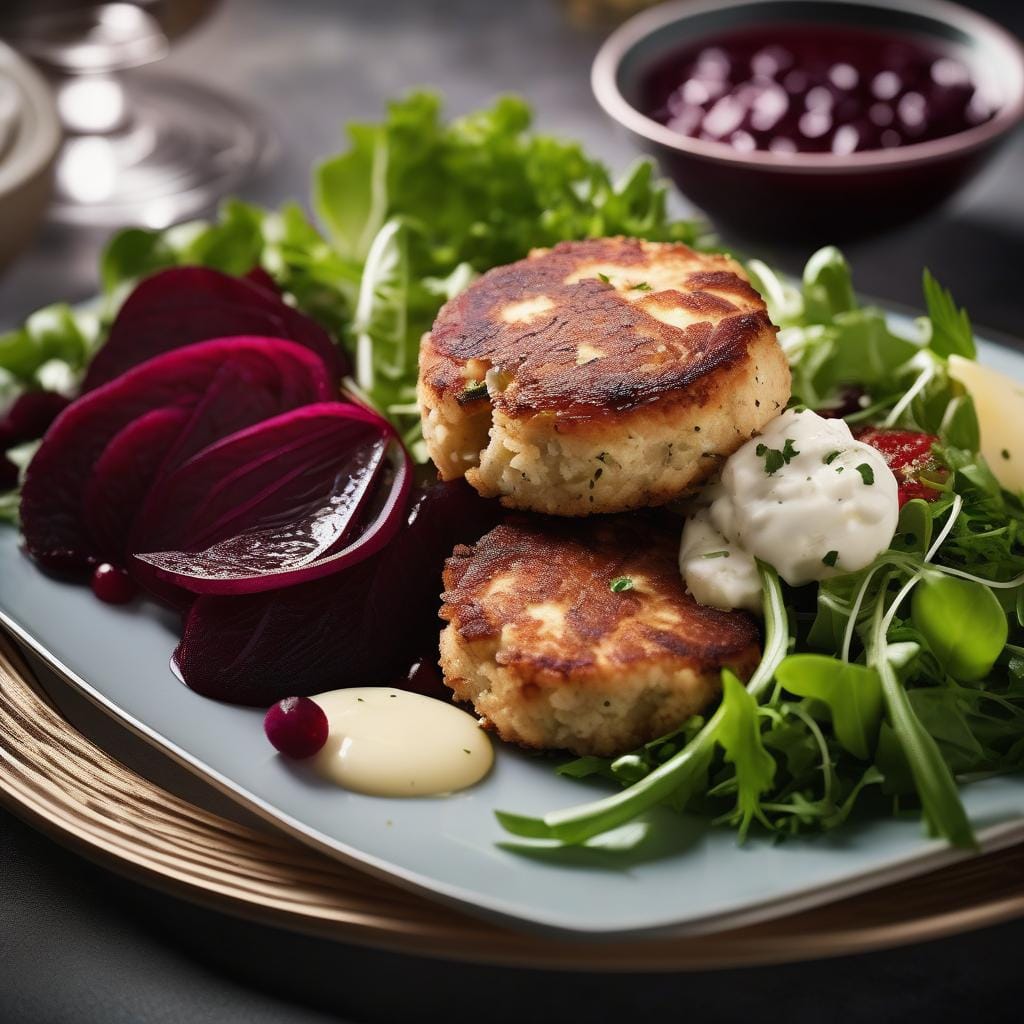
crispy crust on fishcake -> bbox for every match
[418,238,790,516]
[423,237,774,419]
[439,515,761,756]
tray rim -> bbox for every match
[3,628,1024,971]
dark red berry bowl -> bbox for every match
[591,0,1024,243]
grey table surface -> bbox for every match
[1,1,1023,1022]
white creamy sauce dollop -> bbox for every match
[680,409,899,611]
[679,508,762,614]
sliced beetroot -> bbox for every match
[172,480,502,705]
[0,454,17,491]
[82,406,193,562]
[133,403,410,595]
[0,390,72,448]
[21,336,334,572]
[82,267,346,391]
[244,266,279,294]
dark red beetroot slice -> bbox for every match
[0,391,72,448]
[82,266,346,391]
[21,336,333,572]
[87,351,342,568]
[0,454,16,491]
[82,406,193,563]
[173,480,502,706]
[244,266,279,294]
[133,403,410,595]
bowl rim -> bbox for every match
[591,0,1024,174]
[0,39,61,195]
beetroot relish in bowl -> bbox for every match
[640,24,998,157]
[591,0,1024,242]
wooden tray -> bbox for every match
[2,629,1023,971]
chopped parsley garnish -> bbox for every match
[856,463,875,485]
[597,272,612,284]
[1003,449,1011,460]
[609,576,634,593]
[701,550,730,559]
[823,449,843,465]
[460,379,488,402]
[463,748,471,755]
[822,550,839,567]
[755,438,800,476]
[629,281,652,291]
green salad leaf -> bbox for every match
[775,655,883,760]
[923,267,976,360]
[714,670,777,839]
[802,245,857,324]
[911,574,1008,682]
[867,574,976,847]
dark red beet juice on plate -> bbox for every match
[642,24,998,155]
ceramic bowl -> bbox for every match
[591,0,1024,243]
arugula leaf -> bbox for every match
[776,655,883,759]
[923,268,976,360]
[908,687,988,774]
[715,670,776,838]
[868,574,976,847]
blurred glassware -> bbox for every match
[0,1,274,228]
[0,41,61,269]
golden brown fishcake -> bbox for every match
[418,237,790,516]
[439,515,761,756]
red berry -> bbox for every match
[264,696,329,759]
[91,563,138,604]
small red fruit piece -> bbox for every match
[264,696,329,759]
[856,427,944,506]
[91,563,139,604]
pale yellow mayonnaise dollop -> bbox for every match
[680,409,899,611]
[308,688,493,797]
